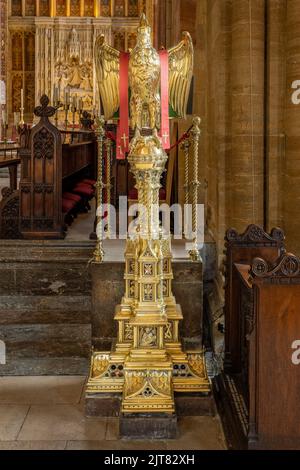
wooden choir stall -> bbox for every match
[216,225,300,450]
[0,96,97,239]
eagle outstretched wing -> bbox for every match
[168,32,194,119]
[94,35,120,120]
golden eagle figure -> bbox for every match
[94,14,194,131]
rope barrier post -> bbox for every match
[188,116,202,262]
[93,115,105,263]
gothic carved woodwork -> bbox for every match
[224,224,286,373]
[0,189,22,239]
[70,0,80,16]
[100,0,111,17]
[39,0,50,16]
[11,0,22,16]
[114,0,125,17]
[84,0,94,16]
[219,246,300,449]
[128,0,139,17]
[114,32,125,51]
[56,0,67,16]
[25,0,36,16]
[11,33,23,70]
[127,32,137,50]
[19,95,64,239]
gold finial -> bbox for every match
[139,13,149,28]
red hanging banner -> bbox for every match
[116,52,130,160]
[159,49,170,150]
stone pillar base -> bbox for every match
[119,413,178,440]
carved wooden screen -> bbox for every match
[19,96,63,239]
[70,0,80,16]
[114,0,125,17]
[11,32,23,113]
[114,32,125,51]
[56,0,67,15]
[84,0,94,16]
[25,0,36,15]
[39,0,50,16]
[11,0,22,16]
[100,0,110,16]
[128,0,138,16]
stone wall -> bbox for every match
[0,241,204,375]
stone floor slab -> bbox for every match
[0,376,86,405]
[17,405,107,441]
[165,416,226,450]
[0,405,29,441]
[0,440,67,450]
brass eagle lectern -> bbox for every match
[86,14,210,426]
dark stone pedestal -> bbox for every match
[85,392,216,418]
[85,393,121,417]
[119,413,178,440]
[175,393,216,416]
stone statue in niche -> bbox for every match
[54,27,93,105]
[80,65,92,90]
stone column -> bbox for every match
[229,0,265,231]
[284,0,300,253]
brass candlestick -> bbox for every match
[64,103,70,130]
[188,116,201,262]
[93,115,105,263]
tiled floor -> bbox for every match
[0,376,226,450]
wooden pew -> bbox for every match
[217,225,300,449]
[223,224,285,373]
[18,95,96,239]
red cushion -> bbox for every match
[129,188,166,200]
[73,185,94,197]
[62,199,76,213]
[82,179,96,186]
[63,192,81,203]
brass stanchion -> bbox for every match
[93,115,105,263]
[105,136,112,238]
[189,116,201,262]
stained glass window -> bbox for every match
[11,0,22,16]
[70,0,80,16]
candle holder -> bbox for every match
[64,103,70,130]
[71,105,77,132]
[54,101,62,128]
[19,106,25,127]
